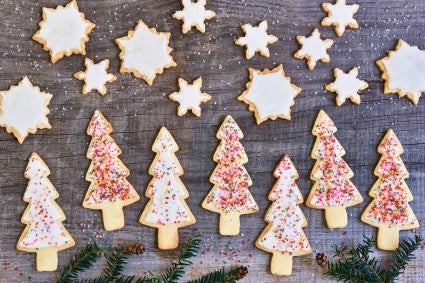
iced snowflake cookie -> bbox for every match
[294,29,334,70]
[322,0,360,37]
[0,77,52,144]
[235,20,278,59]
[376,39,425,105]
[115,20,176,85]
[33,0,95,63]
[238,65,301,124]
[326,67,369,106]
[169,78,211,116]
[173,0,216,34]
[74,58,117,95]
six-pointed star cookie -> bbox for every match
[173,0,216,34]
[377,39,425,105]
[294,29,334,70]
[326,67,369,106]
[115,20,177,85]
[238,65,301,124]
[33,0,95,63]
[74,58,117,95]
[235,20,278,60]
[169,78,211,116]
[322,0,360,37]
[0,77,53,144]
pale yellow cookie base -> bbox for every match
[36,247,58,272]
[219,212,241,236]
[325,206,348,229]
[271,253,293,276]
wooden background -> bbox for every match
[0,0,424,282]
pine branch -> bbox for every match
[103,247,131,280]
[186,266,248,283]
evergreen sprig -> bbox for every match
[186,266,246,283]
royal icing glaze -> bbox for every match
[173,0,216,34]
[74,58,117,95]
[169,78,211,117]
[322,0,360,37]
[294,29,334,70]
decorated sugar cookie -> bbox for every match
[74,58,117,95]
[173,0,216,34]
[169,78,211,117]
[294,29,334,70]
[322,0,360,37]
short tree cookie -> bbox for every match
[256,155,311,276]
[173,0,216,34]
[169,78,211,117]
[140,127,195,249]
[361,130,419,250]
[17,153,75,271]
[294,29,334,70]
[83,110,140,231]
[74,58,117,95]
[202,115,258,235]
[322,0,360,37]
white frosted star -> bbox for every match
[326,67,369,106]
[169,78,211,117]
[0,77,53,144]
[238,65,301,124]
[294,29,334,70]
[173,0,216,34]
[235,20,278,60]
[74,58,117,95]
[322,0,359,37]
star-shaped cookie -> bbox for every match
[376,39,425,105]
[294,29,334,70]
[173,0,216,34]
[322,0,360,37]
[0,77,53,144]
[33,0,95,63]
[238,65,301,124]
[74,58,117,95]
[235,20,278,60]
[326,67,369,106]
[169,78,211,117]
[115,20,176,85]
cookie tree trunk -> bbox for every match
[158,226,179,249]
[271,253,293,276]
[219,213,240,236]
[102,205,125,231]
[325,206,347,229]
[377,226,399,250]
[36,248,58,272]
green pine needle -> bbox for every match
[186,266,246,283]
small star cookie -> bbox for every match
[235,20,278,60]
[294,29,334,70]
[326,67,369,106]
[74,58,117,95]
[322,0,360,37]
[376,39,425,105]
[173,0,216,34]
[0,77,53,144]
[115,20,176,85]
[169,78,211,117]
[33,0,95,63]
[238,65,301,124]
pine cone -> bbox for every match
[235,266,248,280]
[127,243,145,255]
[315,253,327,268]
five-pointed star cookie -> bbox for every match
[0,77,53,144]
[326,67,369,106]
[74,58,117,95]
[33,0,95,63]
[235,20,278,60]
[294,29,334,70]
[173,0,216,34]
[238,65,301,124]
[169,78,211,117]
[115,20,176,86]
[322,0,360,37]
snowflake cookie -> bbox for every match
[0,77,53,144]
[173,0,216,34]
[376,39,425,105]
[235,20,278,60]
[238,65,301,124]
[169,78,211,117]
[74,58,117,95]
[294,29,334,70]
[115,20,176,85]
[33,0,95,63]
[322,0,360,37]
[326,67,369,106]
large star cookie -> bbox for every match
[238,65,301,124]
[376,39,425,105]
[294,29,334,70]
[74,58,117,95]
[173,0,216,34]
[322,0,360,37]
[169,78,211,117]
[326,67,369,106]
[0,77,53,144]
[33,0,95,63]
[115,20,176,85]
[235,20,278,60]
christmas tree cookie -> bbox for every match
[256,155,311,276]
[17,153,75,271]
[140,127,195,249]
[307,110,363,228]
[83,110,140,231]
[361,130,419,250]
[202,116,258,235]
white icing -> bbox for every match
[327,67,368,106]
[173,0,216,33]
[322,0,359,36]
[295,29,333,70]
[75,59,116,95]
[169,78,211,116]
